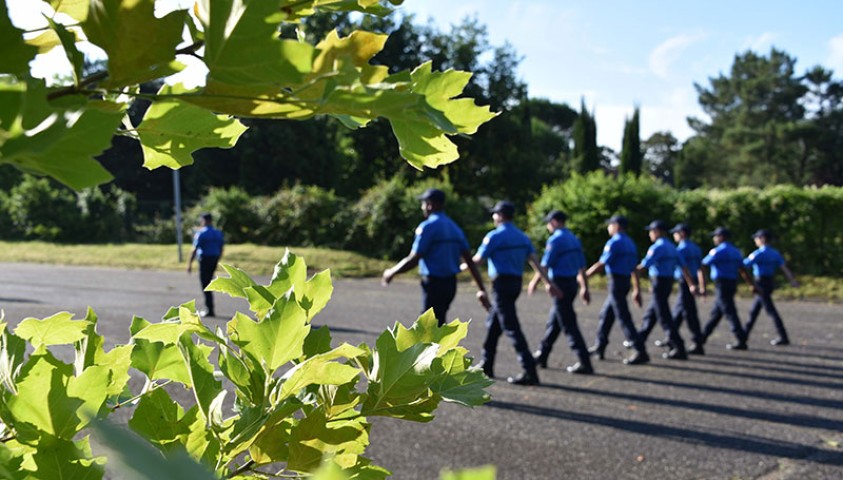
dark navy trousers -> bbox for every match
[420,275,457,326]
[482,275,537,375]
[745,276,788,341]
[537,276,591,365]
[638,276,686,353]
[673,280,704,345]
[199,255,220,313]
[595,274,645,352]
[702,279,747,344]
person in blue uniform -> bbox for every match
[468,201,560,386]
[635,220,689,360]
[670,223,706,354]
[700,227,756,350]
[383,188,489,326]
[187,213,224,317]
[527,210,593,374]
[586,215,649,365]
[743,229,799,346]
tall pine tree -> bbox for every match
[620,107,642,175]
[573,99,600,173]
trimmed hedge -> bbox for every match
[529,173,843,276]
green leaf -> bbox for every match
[248,401,301,465]
[219,347,265,406]
[0,322,27,393]
[206,264,258,299]
[429,350,493,407]
[303,325,333,358]
[301,269,334,320]
[287,408,369,473]
[227,298,310,373]
[361,331,439,422]
[440,465,497,480]
[128,387,189,447]
[81,0,187,87]
[90,418,218,480]
[14,312,88,349]
[131,338,192,386]
[76,307,104,371]
[0,442,24,480]
[393,311,468,354]
[94,344,134,397]
[244,284,277,319]
[48,0,91,22]
[198,0,314,87]
[409,62,497,135]
[66,364,111,426]
[274,344,364,402]
[178,338,222,423]
[0,96,124,189]
[0,2,38,74]
[266,249,308,298]
[45,16,85,84]
[137,84,247,170]
[132,321,191,345]
[8,352,84,439]
[27,435,104,480]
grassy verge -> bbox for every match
[0,241,839,302]
[0,241,392,278]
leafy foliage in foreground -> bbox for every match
[0,0,496,190]
[0,252,493,478]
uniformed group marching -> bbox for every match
[383,189,798,386]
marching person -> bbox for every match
[700,227,755,350]
[382,188,489,326]
[671,223,706,354]
[468,201,560,386]
[586,215,649,365]
[527,210,593,374]
[187,213,224,318]
[743,229,799,346]
[635,220,689,360]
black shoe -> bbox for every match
[653,337,671,348]
[662,348,688,360]
[687,343,705,355]
[507,372,540,386]
[622,340,634,349]
[588,345,605,360]
[770,338,790,346]
[476,361,494,378]
[623,351,650,365]
[533,350,549,369]
[566,362,594,374]
[726,342,748,350]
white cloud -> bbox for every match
[827,33,843,74]
[741,32,779,52]
[649,33,707,79]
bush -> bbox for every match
[256,184,348,247]
[76,185,136,242]
[188,186,262,244]
[5,176,81,241]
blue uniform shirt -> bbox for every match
[675,239,702,281]
[744,245,784,278]
[541,227,586,279]
[702,242,743,280]
[476,222,535,279]
[640,237,679,278]
[411,212,470,277]
[599,233,638,276]
[193,226,224,258]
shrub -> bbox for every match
[5,176,81,241]
[256,184,348,247]
[188,186,262,244]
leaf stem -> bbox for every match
[111,380,172,410]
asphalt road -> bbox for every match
[1,262,841,479]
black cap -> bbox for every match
[417,188,445,204]
[490,201,516,217]
[752,229,773,239]
[201,212,213,222]
[711,226,731,238]
[605,214,628,228]
[543,210,568,223]
[644,219,668,232]
[670,223,691,234]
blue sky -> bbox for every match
[398,1,843,150]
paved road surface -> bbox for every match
[1,263,841,479]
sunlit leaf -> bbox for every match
[227,297,310,373]
[178,338,222,422]
[206,264,258,299]
[82,0,187,87]
[429,350,492,407]
[48,0,91,22]
[14,312,87,349]
[45,17,85,84]
[137,84,247,169]
[393,311,468,354]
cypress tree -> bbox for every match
[620,107,642,175]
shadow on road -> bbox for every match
[647,361,843,391]
[0,297,43,305]
[486,399,843,467]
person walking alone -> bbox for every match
[187,213,224,318]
